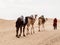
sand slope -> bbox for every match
[0,19,60,45]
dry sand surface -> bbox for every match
[0,18,60,45]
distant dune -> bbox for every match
[0,18,60,45]
[0,19,15,32]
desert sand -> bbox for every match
[0,18,60,45]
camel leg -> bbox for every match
[16,27,19,38]
[33,25,35,33]
[26,25,29,35]
[19,26,22,37]
[31,25,35,34]
[38,25,40,32]
[31,25,33,34]
[42,24,44,28]
[23,25,26,37]
[42,24,45,30]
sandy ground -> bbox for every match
[0,18,60,45]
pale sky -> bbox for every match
[0,0,60,20]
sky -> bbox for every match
[0,0,60,20]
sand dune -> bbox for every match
[0,19,60,45]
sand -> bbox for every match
[0,18,60,45]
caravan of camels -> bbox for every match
[15,15,47,38]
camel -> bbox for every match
[15,17,26,38]
[15,15,37,38]
[25,15,37,35]
[38,15,46,32]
